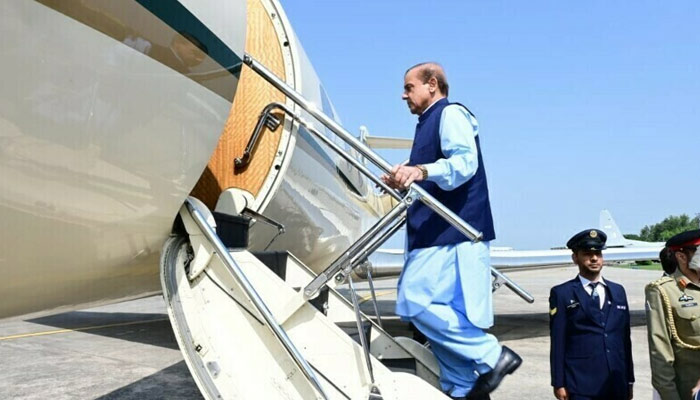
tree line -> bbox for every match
[624,214,700,242]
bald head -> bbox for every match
[405,62,449,97]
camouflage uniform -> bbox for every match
[646,270,700,400]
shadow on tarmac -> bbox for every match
[27,311,178,350]
[95,361,201,400]
[354,299,648,342]
[490,310,647,341]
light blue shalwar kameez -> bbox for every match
[396,103,502,397]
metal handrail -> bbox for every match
[184,199,329,400]
[305,196,411,297]
[348,275,379,392]
[239,103,402,201]
[243,54,534,304]
[243,54,482,243]
[234,102,282,169]
[349,216,407,273]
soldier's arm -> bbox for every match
[645,284,682,400]
[549,288,567,391]
[622,287,634,385]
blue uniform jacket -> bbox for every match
[549,277,634,397]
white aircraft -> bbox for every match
[1,1,529,398]
[10,1,665,398]
[599,209,665,248]
[490,210,663,269]
[365,210,663,276]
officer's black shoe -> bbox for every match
[467,346,522,397]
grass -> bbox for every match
[609,262,662,271]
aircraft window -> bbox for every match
[319,85,335,120]
[319,85,347,148]
[336,166,367,198]
[318,85,364,196]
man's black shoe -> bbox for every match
[450,395,490,400]
[467,346,522,397]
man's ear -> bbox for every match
[428,76,438,93]
[571,252,578,264]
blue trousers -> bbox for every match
[410,303,502,396]
[397,242,502,397]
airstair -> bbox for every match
[160,54,534,399]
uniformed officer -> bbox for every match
[646,229,700,400]
[549,229,634,400]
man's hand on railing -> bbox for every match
[380,164,424,190]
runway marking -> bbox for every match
[0,317,169,341]
[359,290,396,303]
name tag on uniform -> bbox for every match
[681,302,698,308]
[567,301,580,309]
[616,305,627,310]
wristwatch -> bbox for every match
[416,164,428,180]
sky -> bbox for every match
[282,1,700,249]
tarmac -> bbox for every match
[0,265,661,399]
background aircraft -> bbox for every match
[599,209,665,248]
[364,209,663,277]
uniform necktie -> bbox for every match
[589,282,601,309]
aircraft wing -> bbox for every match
[359,126,413,149]
[362,245,662,278]
[364,135,413,150]
[363,210,664,277]
[489,246,662,270]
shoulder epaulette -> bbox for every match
[649,275,700,350]
[647,276,674,289]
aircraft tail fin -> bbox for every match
[599,209,629,247]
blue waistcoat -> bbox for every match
[406,98,495,251]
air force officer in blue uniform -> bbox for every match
[549,229,634,400]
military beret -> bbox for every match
[666,229,700,251]
[567,229,607,251]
